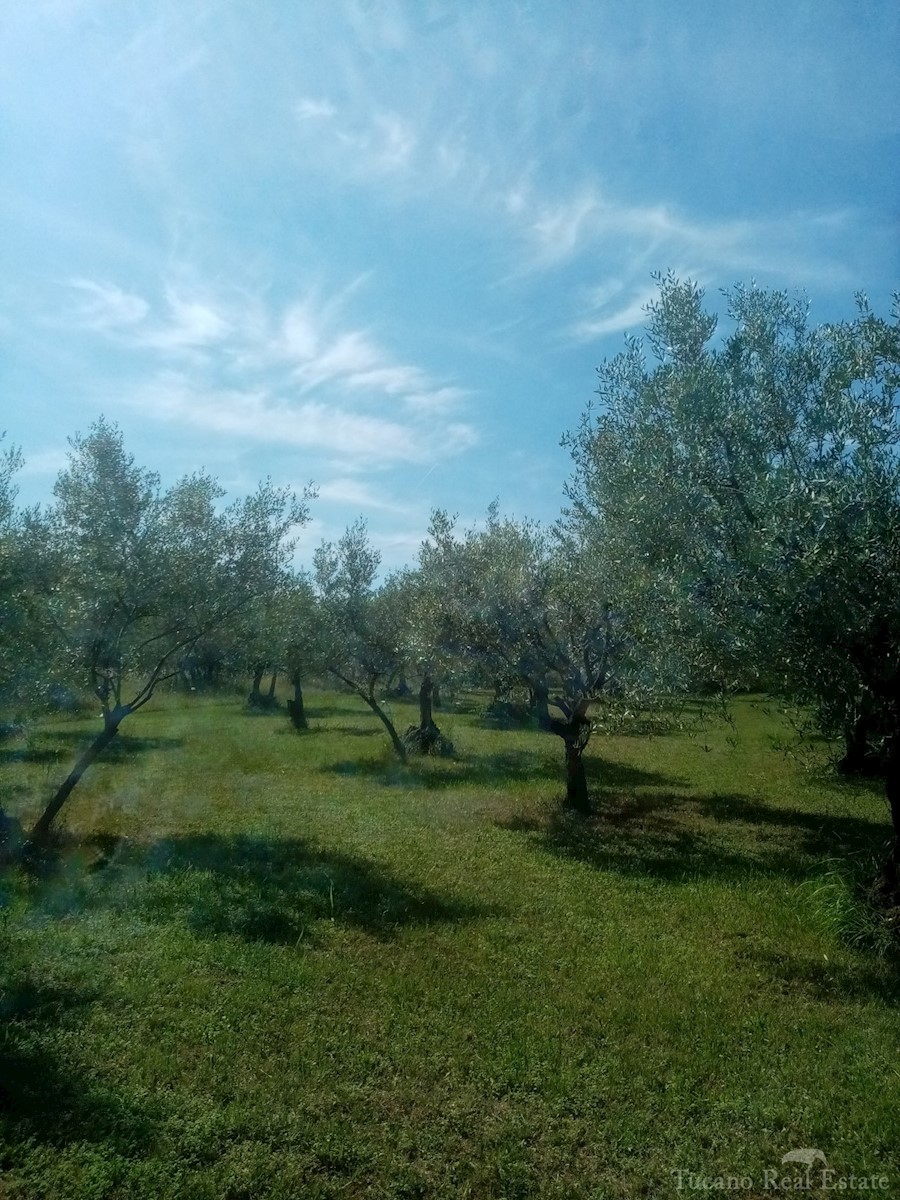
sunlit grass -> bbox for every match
[1,690,897,1198]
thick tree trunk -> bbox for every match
[267,670,278,700]
[838,710,881,776]
[287,671,308,731]
[542,705,592,815]
[419,674,433,730]
[30,709,126,841]
[402,673,453,757]
[564,739,590,814]
[248,666,265,705]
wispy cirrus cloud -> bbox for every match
[294,96,337,121]
[260,295,471,414]
[316,476,410,514]
[293,98,419,178]
[69,279,150,328]
[66,272,477,468]
[286,83,868,313]
[530,195,866,341]
[569,282,664,342]
[70,279,233,352]
[129,371,476,467]
[18,447,70,478]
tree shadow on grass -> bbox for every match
[322,724,384,738]
[303,702,364,720]
[745,946,900,1005]
[0,976,157,1155]
[89,833,499,946]
[327,750,679,793]
[0,731,184,767]
[497,790,892,887]
[690,792,890,861]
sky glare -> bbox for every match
[2,0,898,569]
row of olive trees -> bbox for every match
[159,277,900,860]
[252,505,659,812]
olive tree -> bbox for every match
[280,573,331,732]
[563,275,900,885]
[417,505,626,811]
[31,419,312,838]
[313,519,408,762]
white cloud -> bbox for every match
[316,476,410,514]
[69,279,149,328]
[569,282,662,341]
[69,279,234,352]
[294,97,336,121]
[281,304,320,360]
[529,191,601,266]
[127,362,476,468]
[402,385,468,413]
[68,273,475,443]
[293,93,422,180]
[293,329,385,390]
[140,289,231,351]
[132,373,424,463]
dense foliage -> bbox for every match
[563,275,900,877]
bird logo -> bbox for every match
[781,1149,827,1170]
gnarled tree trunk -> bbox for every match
[542,699,592,815]
[402,675,454,756]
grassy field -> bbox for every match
[1,689,898,1199]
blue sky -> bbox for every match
[2,0,898,569]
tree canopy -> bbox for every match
[563,274,900,872]
[29,418,313,837]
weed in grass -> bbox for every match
[799,859,899,959]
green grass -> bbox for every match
[1,690,898,1199]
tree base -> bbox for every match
[403,722,455,757]
[837,751,886,778]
